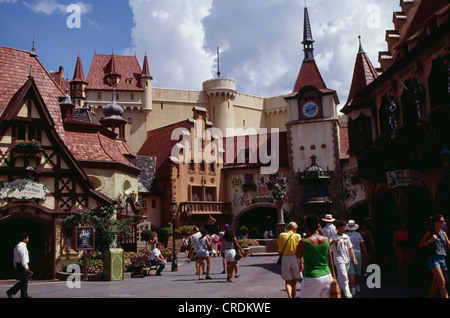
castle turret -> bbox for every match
[140,54,153,110]
[203,78,236,137]
[70,55,88,107]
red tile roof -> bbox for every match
[49,67,70,93]
[0,46,67,138]
[86,54,145,91]
[138,120,192,180]
[342,44,379,113]
[0,46,139,175]
[71,56,87,83]
[292,60,327,93]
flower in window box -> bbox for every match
[13,140,43,157]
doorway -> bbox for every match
[237,206,283,238]
[0,216,53,280]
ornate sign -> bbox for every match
[0,178,47,200]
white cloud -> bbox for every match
[23,0,91,15]
[126,0,215,90]
[126,0,400,109]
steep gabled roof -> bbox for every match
[341,38,379,114]
[0,46,140,177]
[86,54,145,91]
[137,120,191,180]
[0,46,67,137]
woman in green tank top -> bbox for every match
[296,214,332,298]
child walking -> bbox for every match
[330,220,358,298]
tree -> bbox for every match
[141,230,153,249]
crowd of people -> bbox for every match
[277,213,450,298]
[5,213,449,298]
[181,224,245,282]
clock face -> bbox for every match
[302,102,319,118]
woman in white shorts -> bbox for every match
[221,228,244,282]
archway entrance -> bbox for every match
[348,202,370,224]
[402,186,434,277]
[237,206,287,238]
[0,215,54,280]
[373,190,399,269]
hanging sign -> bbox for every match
[0,178,47,200]
[387,169,421,189]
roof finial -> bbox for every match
[358,35,365,53]
[28,65,33,78]
[29,33,37,57]
[216,46,221,78]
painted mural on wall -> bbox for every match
[343,170,366,209]
[231,173,289,209]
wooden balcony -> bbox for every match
[179,201,232,215]
[356,111,450,182]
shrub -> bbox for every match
[250,227,260,239]
[157,227,171,245]
[141,229,153,243]
[239,226,249,237]
[176,225,195,236]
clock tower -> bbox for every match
[284,5,344,220]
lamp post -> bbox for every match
[170,199,178,271]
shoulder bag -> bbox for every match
[276,233,293,266]
[328,245,341,298]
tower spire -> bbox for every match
[302,6,315,61]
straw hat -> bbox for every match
[322,214,335,222]
[347,220,359,231]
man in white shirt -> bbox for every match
[6,233,32,298]
[322,214,337,239]
[149,242,166,276]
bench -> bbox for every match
[130,256,158,277]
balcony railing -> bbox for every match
[179,201,232,215]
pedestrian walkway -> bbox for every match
[0,253,434,299]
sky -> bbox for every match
[0,0,401,110]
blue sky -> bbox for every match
[0,0,401,109]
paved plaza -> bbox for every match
[0,253,431,300]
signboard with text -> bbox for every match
[75,226,95,251]
[0,178,47,200]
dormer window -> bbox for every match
[126,78,133,84]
